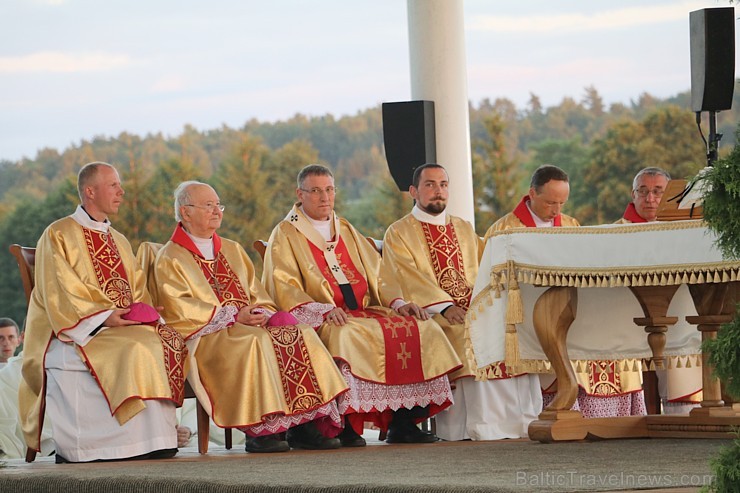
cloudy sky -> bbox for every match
[1,0,736,161]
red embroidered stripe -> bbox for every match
[155,323,187,404]
[265,325,324,413]
[83,227,133,308]
[307,238,368,309]
[378,316,424,384]
[420,222,472,309]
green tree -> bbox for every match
[265,139,321,216]
[210,135,277,263]
[345,175,409,240]
[700,122,740,493]
[472,113,525,234]
[575,105,705,224]
[0,179,78,325]
[117,158,202,249]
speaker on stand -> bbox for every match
[690,7,735,166]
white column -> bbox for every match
[407,0,474,225]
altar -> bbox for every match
[467,220,740,442]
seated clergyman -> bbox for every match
[152,180,349,453]
[262,164,462,445]
[20,161,188,463]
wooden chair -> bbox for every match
[136,241,232,454]
[9,244,39,462]
[366,236,383,254]
[252,239,267,260]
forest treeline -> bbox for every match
[1,84,739,324]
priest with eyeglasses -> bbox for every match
[151,181,349,453]
[262,164,462,446]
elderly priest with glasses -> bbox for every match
[151,181,349,453]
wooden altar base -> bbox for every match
[529,409,740,443]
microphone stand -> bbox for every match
[706,110,722,167]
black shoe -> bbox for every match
[337,425,367,447]
[286,423,341,450]
[245,434,290,453]
[142,448,178,460]
[385,425,438,444]
[53,447,178,463]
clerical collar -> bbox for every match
[622,202,649,223]
[525,201,554,228]
[411,204,447,226]
[300,205,334,241]
[182,228,215,260]
[72,205,110,233]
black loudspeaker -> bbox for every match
[382,100,436,191]
[690,7,735,112]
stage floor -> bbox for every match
[1,433,721,493]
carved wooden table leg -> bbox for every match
[628,285,680,415]
[532,286,579,415]
[644,281,740,437]
[528,286,650,442]
[686,282,737,416]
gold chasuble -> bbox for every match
[20,216,187,452]
[263,204,461,431]
[382,213,483,381]
[484,197,643,399]
[153,224,348,434]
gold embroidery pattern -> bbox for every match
[588,361,621,396]
[397,342,412,369]
[155,322,188,404]
[83,228,133,308]
[321,252,360,286]
[194,254,251,308]
[266,325,323,412]
[105,278,131,308]
[422,222,472,308]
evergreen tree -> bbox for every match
[472,113,524,234]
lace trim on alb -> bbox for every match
[291,302,335,329]
[238,401,341,437]
[335,361,453,414]
[190,305,238,340]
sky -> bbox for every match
[1,0,737,162]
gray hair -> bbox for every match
[297,164,333,189]
[173,180,206,222]
[632,167,671,191]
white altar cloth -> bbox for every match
[466,220,740,378]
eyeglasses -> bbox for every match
[184,204,225,212]
[300,186,337,196]
[634,188,665,198]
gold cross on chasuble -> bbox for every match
[376,315,424,385]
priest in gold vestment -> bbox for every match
[382,163,541,440]
[263,165,462,445]
[20,162,187,463]
[152,181,349,453]
[485,164,646,419]
[614,166,701,414]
